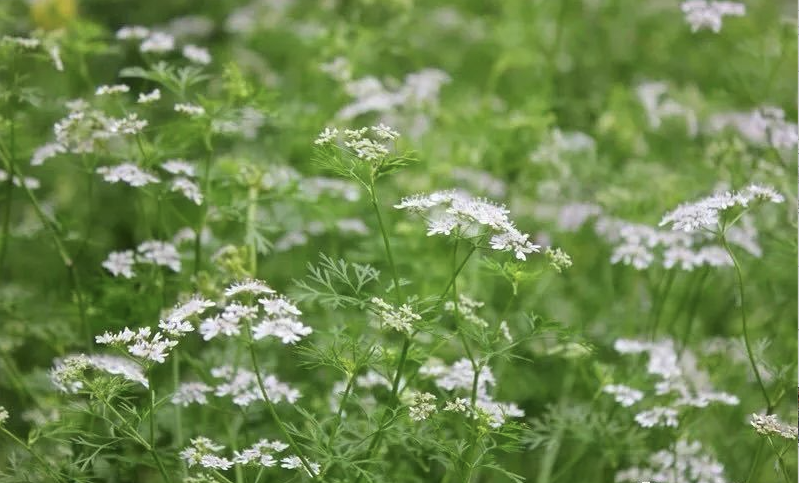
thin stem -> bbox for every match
[148,371,171,483]
[0,426,68,482]
[720,235,772,413]
[243,321,319,480]
[0,150,90,346]
[744,439,764,483]
[369,181,402,304]
[765,436,792,483]
[0,120,14,273]
[326,375,355,452]
[172,350,183,449]
[246,183,259,276]
[194,141,213,276]
[649,269,676,340]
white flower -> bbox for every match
[97,163,159,187]
[137,240,181,272]
[681,1,745,33]
[140,32,175,53]
[443,397,471,414]
[489,227,541,260]
[95,84,130,96]
[172,382,213,406]
[158,319,193,338]
[225,279,276,297]
[171,177,203,205]
[102,250,135,278]
[258,296,302,317]
[0,407,8,425]
[161,159,196,177]
[30,143,66,166]
[660,184,783,233]
[615,440,728,483]
[174,103,205,116]
[371,123,400,140]
[200,455,234,470]
[314,127,338,145]
[212,366,300,406]
[408,392,437,421]
[108,114,148,135]
[635,406,679,428]
[750,413,798,440]
[128,331,178,363]
[182,44,212,65]
[116,26,150,40]
[280,456,321,476]
[499,321,513,343]
[602,384,644,407]
[252,318,313,344]
[138,88,161,104]
[370,297,421,334]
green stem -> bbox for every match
[172,350,183,449]
[148,372,171,483]
[720,235,772,413]
[0,426,68,483]
[243,321,319,479]
[649,269,675,340]
[246,183,259,276]
[194,141,213,276]
[369,181,402,304]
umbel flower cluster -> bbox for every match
[395,190,541,260]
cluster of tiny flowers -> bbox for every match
[444,294,488,327]
[97,163,159,187]
[612,339,739,428]
[138,88,161,104]
[545,247,573,272]
[140,31,176,53]
[102,240,181,278]
[180,437,233,470]
[171,382,213,406]
[681,1,745,33]
[749,413,798,440]
[53,103,115,154]
[108,113,149,135]
[395,190,541,261]
[183,44,212,64]
[408,392,437,421]
[334,68,450,121]
[2,35,40,49]
[709,106,798,149]
[660,184,784,233]
[30,142,66,166]
[50,354,148,392]
[328,125,399,162]
[529,128,596,166]
[419,358,524,428]
[636,81,698,136]
[210,365,300,407]
[175,103,206,116]
[0,406,8,425]
[95,295,213,363]
[615,440,729,483]
[370,297,421,334]
[602,384,645,407]
[95,84,130,96]
[233,439,288,467]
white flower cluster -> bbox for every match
[444,294,488,327]
[50,354,148,393]
[612,339,739,428]
[749,413,798,440]
[138,88,161,104]
[335,68,450,120]
[615,439,729,483]
[53,104,115,154]
[95,84,130,96]
[0,406,7,425]
[315,124,400,162]
[171,382,213,406]
[102,239,183,278]
[395,190,541,260]
[529,129,596,169]
[602,384,644,407]
[95,296,214,364]
[210,365,300,407]
[30,142,67,166]
[636,81,698,136]
[709,106,798,150]
[175,103,206,117]
[107,113,148,135]
[97,163,159,187]
[419,358,523,428]
[96,160,202,204]
[180,436,321,476]
[182,44,212,65]
[681,1,745,33]
[211,107,266,139]
[370,297,421,334]
[660,184,784,233]
[408,392,437,421]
